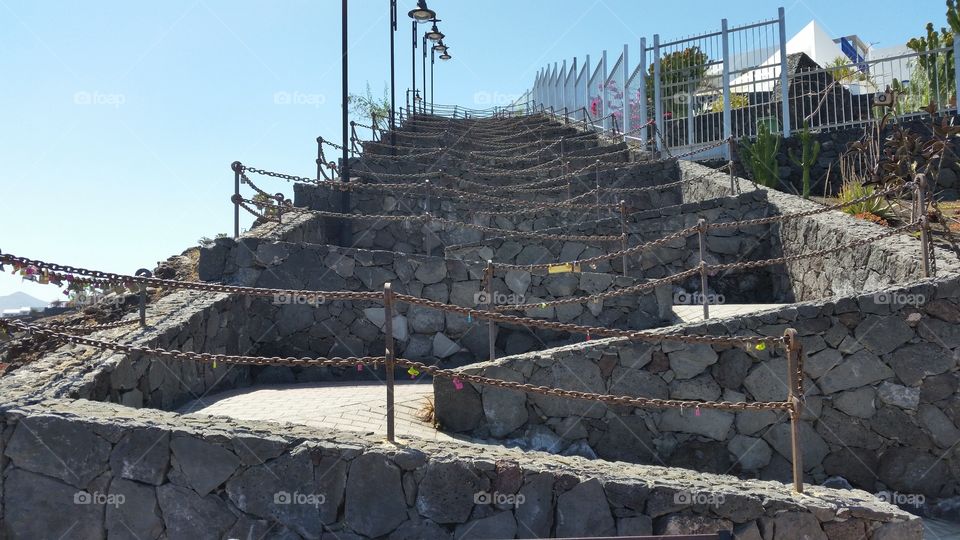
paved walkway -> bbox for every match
[673,304,787,323]
[179,381,453,442]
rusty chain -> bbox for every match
[396,358,791,412]
[0,318,386,368]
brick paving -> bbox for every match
[179,381,454,442]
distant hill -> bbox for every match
[0,292,49,311]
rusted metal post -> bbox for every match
[563,107,568,124]
[697,218,710,320]
[785,328,805,494]
[135,269,152,327]
[316,137,325,180]
[231,161,242,239]
[424,179,431,214]
[595,159,601,222]
[619,200,629,277]
[727,136,737,194]
[917,175,932,278]
[485,260,496,361]
[383,282,396,443]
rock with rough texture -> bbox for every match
[345,453,408,537]
[668,344,719,379]
[817,350,894,394]
[659,408,734,441]
[832,387,876,418]
[555,479,615,537]
[110,428,170,485]
[3,468,106,540]
[767,512,826,540]
[876,382,920,410]
[453,511,516,540]
[889,343,956,386]
[854,315,914,354]
[728,434,773,470]
[879,447,951,497]
[106,478,164,540]
[481,366,528,437]
[158,484,237,540]
[763,422,829,468]
[4,415,111,489]
[416,461,486,524]
[170,436,241,496]
[515,473,554,538]
[596,415,656,462]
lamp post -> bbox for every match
[340,0,351,244]
[389,0,397,150]
[422,34,427,113]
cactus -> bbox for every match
[740,121,781,189]
[788,123,821,198]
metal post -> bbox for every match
[583,54,591,124]
[484,261,496,361]
[231,161,242,239]
[653,35,663,152]
[621,43,630,142]
[424,179,431,214]
[316,137,324,180]
[341,0,351,246]
[595,160,601,221]
[619,200,629,277]
[778,6,791,138]
[918,175,932,278]
[420,32,427,114]
[384,282,396,442]
[430,45,435,114]
[784,328,804,494]
[411,21,417,114]
[135,269,152,327]
[728,136,737,194]
[560,59,567,117]
[601,50,609,133]
[721,18,732,148]
[955,36,960,109]
[389,0,397,152]
[697,218,710,320]
[639,38,649,146]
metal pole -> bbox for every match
[653,35,663,152]
[639,37,648,146]
[389,0,397,152]
[430,45,435,114]
[316,138,324,180]
[785,328,804,494]
[619,200,629,277]
[955,35,960,109]
[484,261,496,361]
[584,54,591,124]
[135,269,152,327]
[411,21,417,115]
[601,50,609,133]
[918,175,932,278]
[778,6,791,137]
[595,159,601,221]
[340,0,351,246]
[697,218,710,320]
[728,136,737,194]
[621,43,630,142]
[231,161,241,239]
[422,35,427,114]
[384,282,396,442]
[721,18,732,149]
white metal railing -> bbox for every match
[528,7,960,157]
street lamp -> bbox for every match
[440,49,452,61]
[408,0,434,22]
[433,40,448,54]
[424,20,444,41]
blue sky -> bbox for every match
[0,0,940,302]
